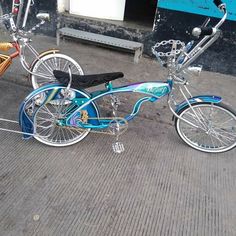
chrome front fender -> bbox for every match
[170,95,222,125]
[175,95,222,114]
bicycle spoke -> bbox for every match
[210,129,229,146]
[62,60,69,71]
[40,61,54,75]
[209,133,216,148]
[217,117,235,126]
[211,128,236,143]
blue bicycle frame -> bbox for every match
[20,80,171,136]
[67,80,172,129]
[19,77,223,140]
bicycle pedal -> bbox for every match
[112,142,125,154]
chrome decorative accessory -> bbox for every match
[109,119,125,154]
[112,141,125,154]
[110,95,125,154]
[152,40,185,68]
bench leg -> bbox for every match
[56,30,60,46]
[134,47,143,63]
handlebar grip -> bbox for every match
[213,0,226,11]
[213,0,223,7]
[192,27,215,37]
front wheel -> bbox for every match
[175,102,236,153]
[30,53,84,89]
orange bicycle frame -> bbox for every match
[0,42,20,76]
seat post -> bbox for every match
[105,82,113,91]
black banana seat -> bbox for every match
[53,70,124,89]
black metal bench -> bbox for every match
[57,27,144,63]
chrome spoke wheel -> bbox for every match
[175,103,236,153]
[31,87,95,147]
[31,53,84,89]
[34,100,90,146]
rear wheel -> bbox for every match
[31,53,84,89]
[31,86,99,147]
[175,102,236,153]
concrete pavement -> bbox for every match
[0,32,236,235]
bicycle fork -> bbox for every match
[168,86,221,131]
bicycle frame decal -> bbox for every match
[91,82,170,99]
[134,83,170,97]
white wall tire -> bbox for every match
[175,102,236,153]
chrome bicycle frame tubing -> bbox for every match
[167,85,201,129]
[19,41,52,79]
[173,85,210,128]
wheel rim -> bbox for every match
[34,98,90,147]
[31,54,84,89]
[177,104,236,153]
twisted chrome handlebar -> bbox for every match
[152,1,228,77]
[178,7,227,72]
[0,13,47,40]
